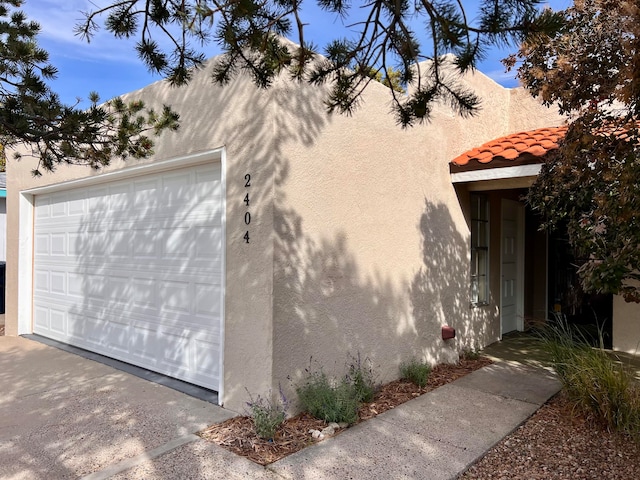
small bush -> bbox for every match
[246,389,287,440]
[400,358,431,388]
[296,369,359,424]
[539,316,640,437]
[346,353,377,403]
[460,348,481,361]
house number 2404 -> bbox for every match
[244,174,251,243]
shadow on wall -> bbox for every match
[411,200,495,355]
[271,187,492,400]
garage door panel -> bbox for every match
[132,226,160,256]
[49,309,66,335]
[107,183,133,211]
[35,198,51,218]
[195,283,221,317]
[68,272,84,297]
[160,280,192,314]
[33,162,223,391]
[87,187,108,211]
[109,230,131,256]
[67,191,86,216]
[157,331,190,370]
[194,226,223,258]
[50,271,66,294]
[34,306,49,330]
[132,277,156,308]
[34,270,50,294]
[35,234,50,255]
[193,336,221,386]
[50,194,68,217]
[107,275,131,300]
[49,234,66,256]
[81,316,111,349]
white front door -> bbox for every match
[501,199,524,335]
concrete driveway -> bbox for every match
[0,336,238,479]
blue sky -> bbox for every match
[23,0,573,107]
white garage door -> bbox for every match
[32,162,223,391]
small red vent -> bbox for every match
[441,325,456,341]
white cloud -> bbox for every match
[485,69,518,82]
[23,0,141,63]
[24,0,88,42]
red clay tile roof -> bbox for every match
[451,126,568,167]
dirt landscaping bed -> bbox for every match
[199,356,493,465]
[199,353,640,478]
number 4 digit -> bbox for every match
[244,193,250,206]
[244,231,250,243]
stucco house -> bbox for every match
[4,56,638,412]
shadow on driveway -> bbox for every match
[0,336,235,479]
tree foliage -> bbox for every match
[359,66,406,94]
[77,0,563,127]
[0,0,179,175]
[512,0,640,302]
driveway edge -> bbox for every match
[80,434,201,480]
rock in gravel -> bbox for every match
[321,426,335,436]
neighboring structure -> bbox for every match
[7,54,621,413]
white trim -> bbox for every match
[451,164,542,183]
[22,149,224,196]
[18,148,226,401]
[218,148,227,406]
[17,193,34,335]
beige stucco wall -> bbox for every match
[269,65,564,401]
[613,295,640,354]
[5,53,565,412]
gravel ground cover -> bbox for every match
[460,392,640,479]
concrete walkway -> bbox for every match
[0,335,562,479]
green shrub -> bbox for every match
[539,316,640,437]
[400,358,431,388]
[246,390,287,440]
[346,353,377,403]
[460,347,481,361]
[296,369,359,424]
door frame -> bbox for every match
[500,199,525,337]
